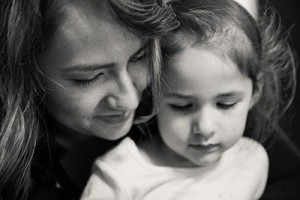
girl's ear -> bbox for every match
[250,72,263,109]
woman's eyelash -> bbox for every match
[72,73,104,86]
[130,51,146,62]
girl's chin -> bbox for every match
[190,153,222,167]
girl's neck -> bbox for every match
[137,133,199,168]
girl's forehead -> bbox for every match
[175,28,254,73]
[162,47,253,101]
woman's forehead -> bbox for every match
[58,0,116,31]
[39,0,143,73]
[48,0,142,49]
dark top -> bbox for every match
[28,116,123,200]
[261,139,300,199]
[29,130,80,200]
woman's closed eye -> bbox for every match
[72,72,105,87]
[129,49,146,63]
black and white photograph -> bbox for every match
[0,0,299,199]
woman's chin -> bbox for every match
[90,118,133,140]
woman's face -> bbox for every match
[39,0,148,140]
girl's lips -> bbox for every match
[96,111,132,125]
[188,143,220,153]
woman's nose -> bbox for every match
[106,72,139,111]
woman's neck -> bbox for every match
[46,115,121,190]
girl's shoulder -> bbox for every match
[222,137,269,183]
[221,137,269,199]
[228,137,269,169]
[237,137,268,160]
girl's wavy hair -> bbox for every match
[0,0,178,199]
[161,0,296,145]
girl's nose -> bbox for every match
[192,110,215,139]
[106,73,139,111]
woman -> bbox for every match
[0,0,178,199]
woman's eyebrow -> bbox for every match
[63,63,115,72]
[65,43,148,73]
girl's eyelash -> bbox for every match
[169,104,193,112]
[72,73,104,87]
[217,102,237,110]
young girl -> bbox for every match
[81,0,296,199]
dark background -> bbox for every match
[260,0,300,199]
[268,0,300,150]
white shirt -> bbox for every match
[81,137,268,200]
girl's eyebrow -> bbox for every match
[216,91,244,98]
[163,93,191,99]
[164,91,245,99]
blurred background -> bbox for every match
[260,0,300,198]
[269,0,300,148]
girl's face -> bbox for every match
[39,0,148,140]
[158,47,258,167]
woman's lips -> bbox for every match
[96,111,132,125]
